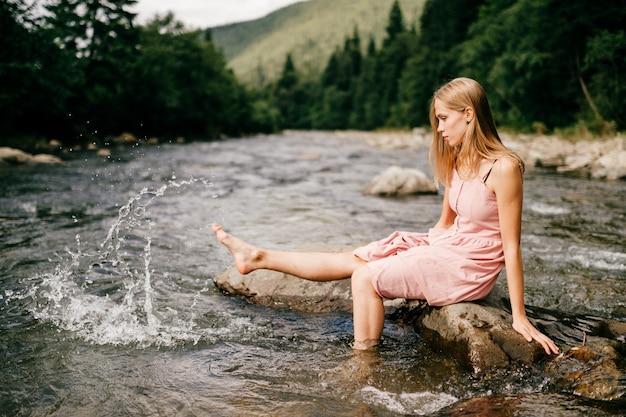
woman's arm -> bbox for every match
[433,186,457,229]
[490,158,559,355]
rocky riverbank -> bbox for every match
[332,129,626,181]
[4,130,625,181]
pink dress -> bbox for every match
[354,166,504,306]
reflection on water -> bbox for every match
[0,132,624,415]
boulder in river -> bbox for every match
[415,301,547,373]
[364,165,438,196]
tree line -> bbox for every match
[2,0,625,151]
[1,0,250,149]
[267,0,625,136]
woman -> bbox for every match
[212,77,559,355]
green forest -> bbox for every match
[2,0,625,151]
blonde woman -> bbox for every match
[212,77,559,355]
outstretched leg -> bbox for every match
[212,223,385,350]
[211,223,365,281]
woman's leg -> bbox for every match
[351,265,385,350]
[213,223,385,350]
[211,223,365,281]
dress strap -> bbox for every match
[482,159,498,183]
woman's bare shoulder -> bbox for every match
[486,156,523,193]
[493,156,523,178]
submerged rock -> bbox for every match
[435,392,624,416]
[547,333,625,401]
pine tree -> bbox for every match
[384,0,405,46]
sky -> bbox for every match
[133,0,306,29]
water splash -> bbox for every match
[24,177,219,348]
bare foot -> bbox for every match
[211,223,263,274]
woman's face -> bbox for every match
[434,99,469,148]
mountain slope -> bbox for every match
[209,0,425,87]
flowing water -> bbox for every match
[0,131,624,416]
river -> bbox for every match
[0,131,624,416]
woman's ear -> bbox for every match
[465,107,474,123]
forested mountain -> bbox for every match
[236,0,626,134]
[209,0,425,87]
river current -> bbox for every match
[0,131,624,416]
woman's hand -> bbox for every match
[513,315,559,355]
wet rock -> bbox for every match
[599,318,626,341]
[214,266,426,316]
[415,302,547,373]
[214,267,353,313]
[547,337,625,401]
[0,147,62,165]
[435,392,622,416]
[364,166,437,196]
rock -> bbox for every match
[415,302,547,373]
[364,166,437,196]
[215,267,353,313]
[500,133,626,180]
[0,147,32,164]
[30,153,63,164]
[591,149,626,180]
[598,318,626,341]
[435,393,610,416]
[112,132,138,144]
[0,147,62,165]
[547,338,625,401]
[214,258,545,374]
[214,265,426,316]
[508,135,570,168]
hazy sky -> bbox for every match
[133,0,306,29]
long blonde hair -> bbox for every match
[429,77,524,187]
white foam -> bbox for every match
[528,202,569,215]
[568,248,626,271]
[360,386,457,415]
